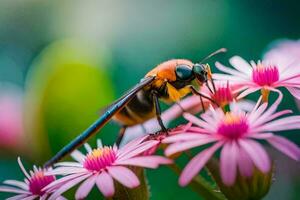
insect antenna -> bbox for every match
[199,48,227,64]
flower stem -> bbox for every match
[168,164,226,200]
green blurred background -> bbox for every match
[0,0,299,199]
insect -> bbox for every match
[44,48,226,167]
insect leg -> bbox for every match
[190,86,219,107]
[116,126,127,146]
[152,92,168,133]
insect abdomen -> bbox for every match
[113,89,155,126]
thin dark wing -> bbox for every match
[44,76,155,167]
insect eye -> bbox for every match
[175,64,193,80]
[193,64,208,82]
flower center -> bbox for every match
[212,84,234,107]
[252,63,279,86]
[83,146,116,171]
[28,171,55,195]
[217,113,248,139]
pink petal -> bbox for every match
[43,172,88,192]
[165,137,217,156]
[183,113,216,132]
[179,142,223,186]
[213,73,247,82]
[229,56,253,74]
[237,147,254,177]
[21,196,38,200]
[3,180,28,190]
[107,166,140,188]
[215,61,249,79]
[47,167,87,176]
[287,87,300,99]
[96,171,115,197]
[54,162,83,168]
[239,139,271,173]
[267,135,300,161]
[117,135,148,156]
[117,141,159,161]
[237,87,260,99]
[248,133,274,139]
[6,194,29,200]
[17,157,30,179]
[162,133,208,143]
[48,174,91,200]
[0,186,29,194]
[220,142,238,186]
[75,175,97,199]
[70,150,86,163]
[115,156,172,168]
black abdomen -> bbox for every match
[113,89,156,126]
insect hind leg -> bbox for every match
[116,126,127,146]
[152,92,168,134]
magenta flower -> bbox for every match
[44,136,172,199]
[163,94,300,186]
[0,157,64,200]
[213,55,300,100]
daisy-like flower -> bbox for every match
[45,136,172,200]
[213,54,300,101]
[264,39,300,70]
[163,93,300,186]
[0,157,64,200]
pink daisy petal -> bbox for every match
[220,142,238,186]
[48,174,91,200]
[287,87,300,99]
[0,186,29,194]
[75,175,97,199]
[117,135,148,157]
[162,133,209,143]
[183,113,216,132]
[21,195,39,200]
[70,150,86,163]
[43,172,88,192]
[6,194,29,200]
[54,162,83,168]
[236,87,260,99]
[115,156,172,168]
[165,137,217,156]
[117,141,159,161]
[17,157,30,179]
[229,56,253,75]
[237,147,254,177]
[107,166,140,189]
[239,139,271,173]
[248,133,274,139]
[3,180,28,190]
[179,142,223,186]
[267,135,300,161]
[215,61,249,79]
[96,171,115,197]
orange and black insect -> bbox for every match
[44,48,226,167]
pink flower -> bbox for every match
[263,39,300,70]
[213,55,300,100]
[0,157,64,200]
[163,93,300,186]
[44,136,172,199]
[0,85,24,150]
